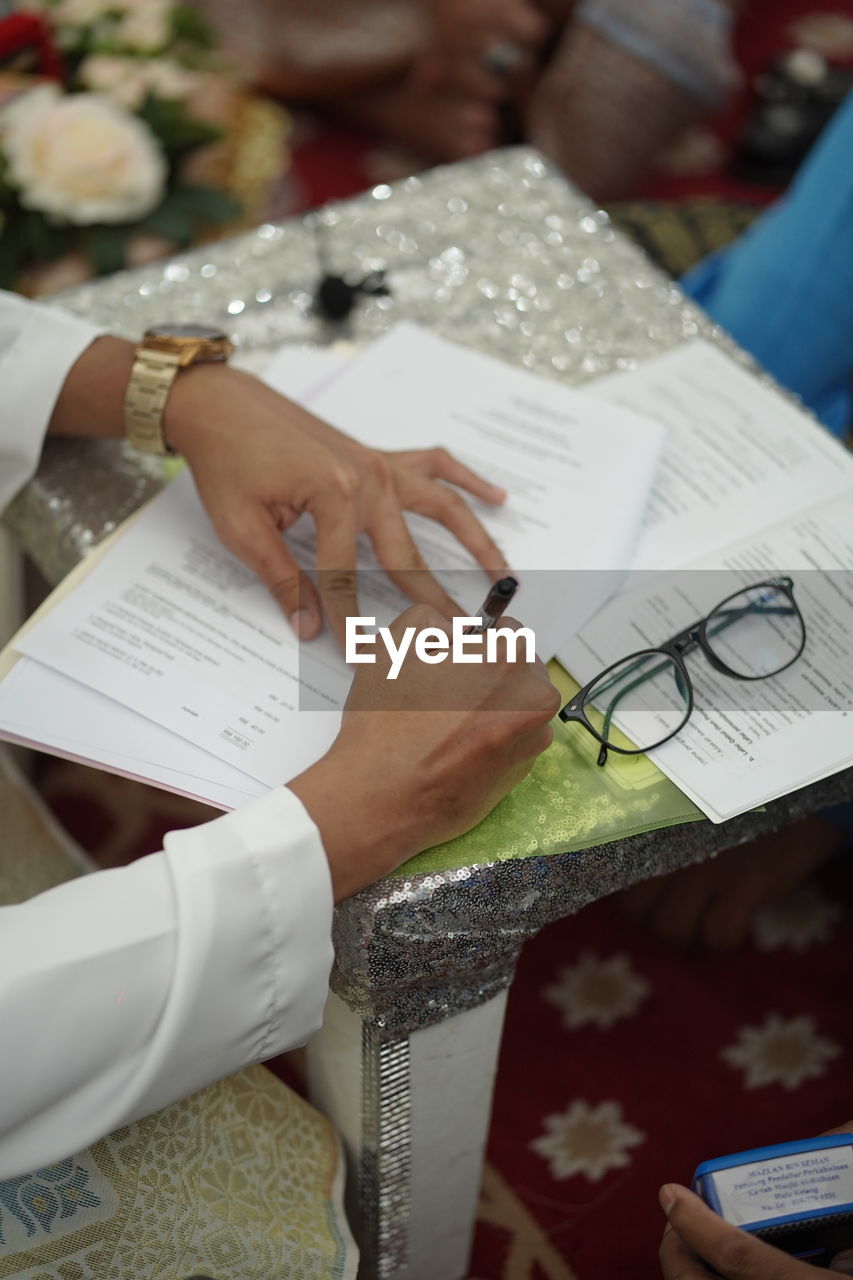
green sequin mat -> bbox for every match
[394,661,706,877]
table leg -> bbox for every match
[307,988,509,1280]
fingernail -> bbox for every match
[290,609,316,640]
[659,1185,677,1214]
[830,1250,853,1274]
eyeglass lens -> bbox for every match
[703,582,804,678]
[582,652,690,752]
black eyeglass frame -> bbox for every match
[558,577,805,767]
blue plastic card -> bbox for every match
[694,1135,853,1262]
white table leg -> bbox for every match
[307,988,509,1280]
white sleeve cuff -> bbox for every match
[0,292,105,511]
[0,787,334,1176]
[132,785,334,1118]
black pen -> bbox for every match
[467,576,519,634]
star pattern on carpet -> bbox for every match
[751,884,842,952]
[530,1100,645,1183]
[542,952,651,1030]
[721,1014,842,1090]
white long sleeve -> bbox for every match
[0,785,334,1179]
[0,292,336,1179]
[0,288,104,512]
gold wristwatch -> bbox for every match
[123,323,234,455]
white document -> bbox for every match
[0,656,265,808]
[14,473,343,787]
[7,324,666,792]
[558,496,853,822]
[307,323,666,647]
[263,344,349,403]
[591,340,853,571]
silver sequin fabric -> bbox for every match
[6,148,852,1039]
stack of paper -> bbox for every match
[558,342,853,820]
[0,324,665,809]
[2,325,851,822]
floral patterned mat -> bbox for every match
[35,756,853,1279]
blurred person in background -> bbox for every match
[196,0,743,199]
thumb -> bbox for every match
[660,1184,809,1278]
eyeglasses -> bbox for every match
[558,577,806,766]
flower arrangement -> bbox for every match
[0,1,240,288]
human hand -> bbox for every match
[618,817,843,950]
[415,0,548,101]
[659,1125,853,1278]
[288,606,560,899]
[164,363,508,646]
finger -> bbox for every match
[408,482,510,574]
[507,719,556,765]
[661,1184,810,1279]
[823,1122,853,1136]
[446,56,508,100]
[367,504,462,618]
[659,1223,711,1280]
[394,447,507,504]
[502,3,548,45]
[389,602,452,639]
[312,497,360,650]
[214,504,322,639]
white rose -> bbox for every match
[3,86,167,224]
[144,58,200,101]
[78,54,150,109]
[53,0,116,24]
[116,0,171,51]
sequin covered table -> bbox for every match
[6,149,853,1280]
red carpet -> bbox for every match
[469,854,853,1278]
[36,760,853,1278]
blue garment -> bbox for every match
[683,97,853,834]
[682,93,853,438]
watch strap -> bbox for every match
[124,347,182,455]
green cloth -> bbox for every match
[394,661,706,877]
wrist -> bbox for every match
[287,747,417,902]
[161,361,243,455]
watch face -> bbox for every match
[145,324,228,341]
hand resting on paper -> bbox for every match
[659,1124,853,1278]
[288,606,561,900]
[47,334,509,647]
